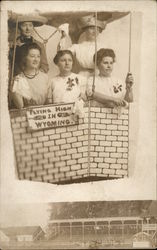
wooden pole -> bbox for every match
[128,12,132,73]
[10,16,18,91]
[82,222,85,243]
[87,12,98,177]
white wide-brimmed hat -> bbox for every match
[78,14,107,30]
[10,14,48,27]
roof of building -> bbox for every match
[147,201,157,217]
[0,226,43,237]
[141,201,157,217]
[49,201,153,220]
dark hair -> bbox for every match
[53,50,74,65]
[93,48,116,66]
[17,42,41,70]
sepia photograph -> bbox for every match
[0,0,156,249]
[8,8,135,184]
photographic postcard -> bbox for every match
[0,0,156,249]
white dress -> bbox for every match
[69,41,106,77]
[12,71,49,106]
[87,75,125,107]
[87,75,125,99]
[48,73,87,104]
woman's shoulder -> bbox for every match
[49,74,61,81]
[14,72,25,81]
[38,70,48,79]
[48,75,62,88]
[87,75,100,83]
[38,70,48,76]
[70,43,78,50]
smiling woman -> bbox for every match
[19,21,34,38]
[22,45,41,72]
[11,43,49,109]
[8,13,49,78]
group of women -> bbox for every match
[9,13,134,112]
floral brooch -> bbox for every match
[66,77,79,91]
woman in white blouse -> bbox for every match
[60,14,107,77]
[11,43,49,109]
[47,50,87,117]
[86,48,134,107]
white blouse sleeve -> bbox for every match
[12,75,32,100]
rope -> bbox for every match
[117,12,132,118]
[10,16,19,91]
[128,12,132,73]
[87,99,91,176]
[87,12,98,177]
[33,27,59,49]
[127,12,132,178]
[93,12,97,92]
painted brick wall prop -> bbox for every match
[9,104,129,184]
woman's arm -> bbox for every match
[86,77,126,108]
[11,92,24,109]
[93,91,125,107]
[124,88,133,103]
[124,73,134,103]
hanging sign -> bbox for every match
[26,103,78,130]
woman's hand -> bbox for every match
[86,89,93,97]
[86,84,94,99]
[29,99,37,105]
[113,98,126,107]
[125,72,134,90]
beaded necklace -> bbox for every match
[23,69,39,79]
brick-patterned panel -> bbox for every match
[10,105,129,184]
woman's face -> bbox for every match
[19,22,34,38]
[85,26,101,41]
[98,56,114,77]
[57,54,73,74]
[25,49,41,69]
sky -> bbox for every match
[0,203,50,229]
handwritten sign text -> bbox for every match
[26,104,78,130]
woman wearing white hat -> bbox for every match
[59,14,107,77]
[9,14,49,76]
